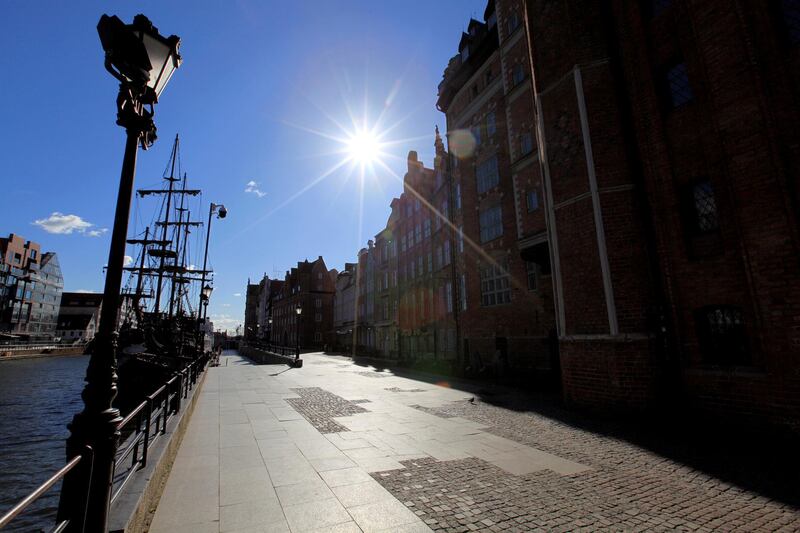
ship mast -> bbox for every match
[153,134,180,314]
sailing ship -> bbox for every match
[111,134,215,408]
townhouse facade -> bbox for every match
[270,257,337,351]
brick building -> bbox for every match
[333,262,358,352]
[0,234,64,341]
[437,1,556,375]
[433,0,800,426]
[243,278,260,341]
[270,257,337,351]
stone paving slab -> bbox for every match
[150,352,799,532]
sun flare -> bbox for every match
[346,130,383,165]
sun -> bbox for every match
[346,129,383,165]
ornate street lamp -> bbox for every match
[57,14,181,533]
[295,303,302,362]
[196,203,225,352]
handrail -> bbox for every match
[0,448,91,532]
[110,354,209,505]
[1,353,209,531]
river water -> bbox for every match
[0,355,88,532]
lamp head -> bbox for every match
[97,14,181,103]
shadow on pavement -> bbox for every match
[322,351,800,509]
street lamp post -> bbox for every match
[268,317,273,344]
[57,14,181,533]
[197,203,226,325]
[198,284,213,352]
[295,303,302,362]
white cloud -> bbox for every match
[233,293,242,297]
[244,180,266,198]
[222,303,231,307]
[209,313,241,333]
[74,289,94,293]
[33,212,96,235]
[87,228,108,238]
[123,255,134,266]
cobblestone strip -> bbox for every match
[409,404,455,418]
[385,387,427,393]
[353,371,392,378]
[412,401,800,532]
[285,387,368,434]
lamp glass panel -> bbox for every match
[141,33,174,96]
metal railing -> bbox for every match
[0,354,209,531]
[0,446,93,533]
[247,342,297,358]
[110,354,208,504]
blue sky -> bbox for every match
[0,1,486,332]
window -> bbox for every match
[682,179,719,235]
[780,0,800,44]
[29,250,37,259]
[427,252,433,273]
[415,198,421,211]
[317,273,323,280]
[417,257,423,276]
[446,282,453,313]
[695,306,749,365]
[520,132,533,155]
[442,200,449,221]
[479,205,503,242]
[383,300,389,320]
[507,11,520,35]
[415,224,422,244]
[315,299,322,308]
[486,112,497,137]
[665,61,693,108]
[423,219,432,238]
[443,241,451,265]
[400,235,406,252]
[457,226,464,253]
[314,332,322,342]
[526,189,540,212]
[13,253,21,264]
[407,230,414,247]
[383,272,388,290]
[512,64,525,86]
[315,313,322,322]
[472,124,482,146]
[392,270,397,287]
[455,182,462,209]
[406,203,412,217]
[480,260,511,306]
[459,274,467,311]
[436,246,443,269]
[526,261,539,290]
[645,0,672,18]
[476,156,500,193]
[485,68,493,84]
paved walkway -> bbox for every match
[150,352,799,533]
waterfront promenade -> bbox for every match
[150,352,800,532]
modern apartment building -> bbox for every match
[0,234,63,341]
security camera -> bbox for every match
[218,206,227,219]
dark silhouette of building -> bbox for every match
[270,257,337,350]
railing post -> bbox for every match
[175,374,182,413]
[162,388,168,433]
[142,398,151,468]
